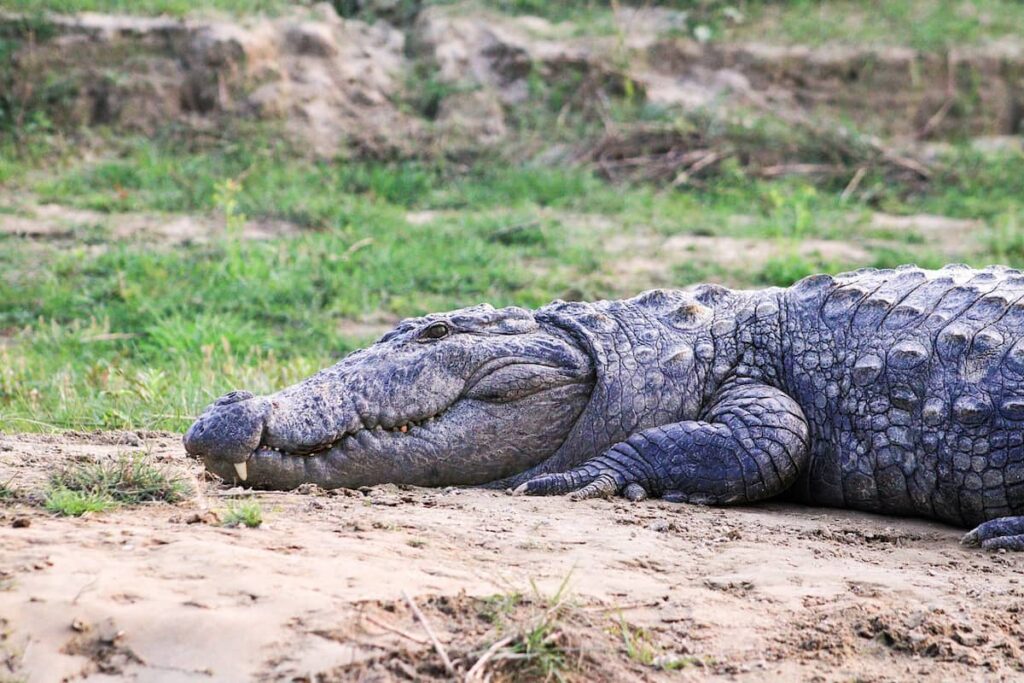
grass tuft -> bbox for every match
[0,479,19,502]
[44,486,114,516]
[43,453,191,515]
[50,453,191,505]
[220,500,263,528]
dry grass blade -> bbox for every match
[464,634,514,682]
[362,612,430,645]
[403,589,456,676]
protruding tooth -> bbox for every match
[234,462,248,481]
[400,425,408,433]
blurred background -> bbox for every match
[1,0,1022,434]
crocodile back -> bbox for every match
[780,264,1024,525]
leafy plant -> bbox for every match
[221,500,263,528]
[45,453,191,516]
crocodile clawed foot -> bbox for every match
[514,459,642,502]
[961,516,1024,551]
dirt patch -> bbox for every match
[8,2,1018,163]
[870,212,983,255]
[3,6,420,158]
[0,431,1021,681]
[604,231,872,288]
[0,202,299,245]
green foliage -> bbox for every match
[757,253,824,287]
[221,500,263,527]
[729,0,1024,52]
[1,0,291,16]
[986,213,1024,265]
[44,487,114,516]
[0,16,63,145]
[49,454,192,507]
[617,617,663,667]
[2,120,1023,434]
[475,0,1024,51]
[0,480,19,501]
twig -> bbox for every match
[741,90,933,179]
[917,51,958,140]
[341,237,373,260]
[72,577,98,605]
[756,163,846,178]
[687,150,726,175]
[465,635,515,682]
[362,613,429,645]
[916,97,955,140]
[80,332,137,343]
[840,166,868,202]
[581,600,661,612]
[672,151,727,186]
[403,590,456,676]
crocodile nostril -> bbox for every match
[183,395,270,463]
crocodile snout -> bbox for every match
[183,390,270,481]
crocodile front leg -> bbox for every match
[962,517,1024,551]
[517,380,810,503]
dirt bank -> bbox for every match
[0,432,1021,681]
[4,3,1021,160]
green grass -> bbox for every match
[0,480,19,501]
[0,0,293,16]
[470,0,1024,51]
[1,127,1022,433]
[43,486,114,516]
[43,454,190,515]
[50,453,191,502]
[7,0,1024,51]
[43,456,190,516]
[221,500,263,527]
[728,0,1024,51]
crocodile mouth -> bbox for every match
[256,404,453,457]
[187,349,597,487]
[251,357,575,466]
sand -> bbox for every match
[0,431,1021,682]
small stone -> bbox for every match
[11,517,30,528]
[647,519,670,532]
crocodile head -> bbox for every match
[183,304,595,489]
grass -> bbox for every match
[220,499,263,527]
[1,127,1021,432]
[43,487,114,516]
[475,573,578,681]
[0,480,17,501]
[477,0,1024,51]
[727,0,1024,51]
[14,0,1024,52]
[0,0,293,17]
[43,453,191,516]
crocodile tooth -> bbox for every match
[234,462,248,481]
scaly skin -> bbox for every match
[184,265,1024,550]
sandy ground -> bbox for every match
[0,432,1021,682]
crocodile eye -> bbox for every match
[420,322,450,341]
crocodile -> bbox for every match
[184,264,1024,550]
